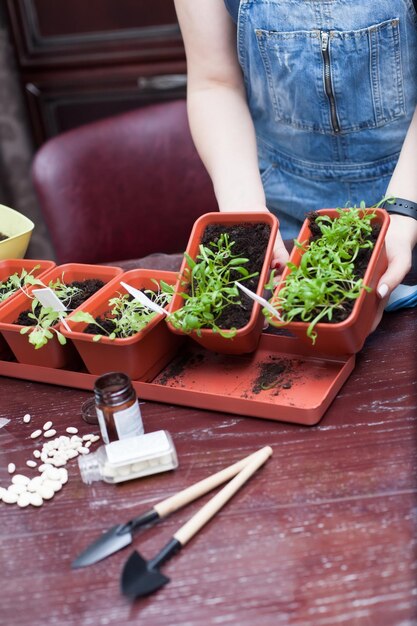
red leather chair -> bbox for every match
[31,100,218,264]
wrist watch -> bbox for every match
[384,198,417,220]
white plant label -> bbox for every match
[120,281,167,315]
[235,281,282,321]
[32,287,71,331]
[32,287,67,312]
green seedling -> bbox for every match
[47,277,85,309]
[264,201,388,344]
[71,280,172,341]
[0,265,42,303]
[19,276,92,349]
[168,233,259,338]
[20,300,66,349]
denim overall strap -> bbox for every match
[237,0,417,238]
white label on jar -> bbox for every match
[95,407,109,444]
[113,400,144,440]
[106,430,171,465]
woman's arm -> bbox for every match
[377,106,417,299]
[174,0,288,267]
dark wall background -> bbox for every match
[0,2,54,259]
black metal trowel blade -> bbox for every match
[72,524,133,569]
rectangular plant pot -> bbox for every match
[269,208,390,355]
[0,263,122,368]
[167,211,279,355]
[0,259,56,309]
[0,259,56,356]
[62,269,184,380]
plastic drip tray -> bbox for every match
[0,333,355,426]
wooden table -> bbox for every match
[1,253,416,626]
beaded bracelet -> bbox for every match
[384,198,417,220]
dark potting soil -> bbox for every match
[198,222,271,329]
[15,278,104,326]
[85,318,116,336]
[295,212,381,324]
[0,232,9,242]
[83,293,158,337]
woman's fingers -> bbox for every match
[271,229,289,270]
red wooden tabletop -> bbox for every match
[0,252,416,626]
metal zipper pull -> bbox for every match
[321,30,329,52]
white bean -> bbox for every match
[29,492,43,507]
[12,474,30,486]
[23,414,31,424]
[58,468,68,484]
[38,463,54,473]
[8,484,27,496]
[43,429,57,438]
[42,479,62,493]
[2,490,18,504]
[33,450,41,459]
[30,429,42,439]
[27,477,43,492]
[44,466,62,481]
[51,458,66,467]
[37,485,54,500]
[43,420,53,431]
[17,493,31,508]
[66,427,78,434]
[7,463,16,474]
[26,460,37,468]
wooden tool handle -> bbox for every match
[154,448,270,518]
[173,446,272,547]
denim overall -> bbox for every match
[236,1,417,238]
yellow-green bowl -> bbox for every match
[0,204,34,259]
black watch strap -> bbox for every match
[384,198,417,220]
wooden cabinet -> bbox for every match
[6,0,186,145]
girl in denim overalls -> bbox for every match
[174,0,417,308]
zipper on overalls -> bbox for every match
[320,30,340,134]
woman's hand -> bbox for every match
[271,228,290,273]
[371,214,417,330]
[377,214,417,298]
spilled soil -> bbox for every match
[251,356,294,394]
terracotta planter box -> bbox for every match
[0,263,122,368]
[167,212,279,354]
[269,208,390,355]
[0,259,56,309]
[62,269,184,380]
[0,259,56,358]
